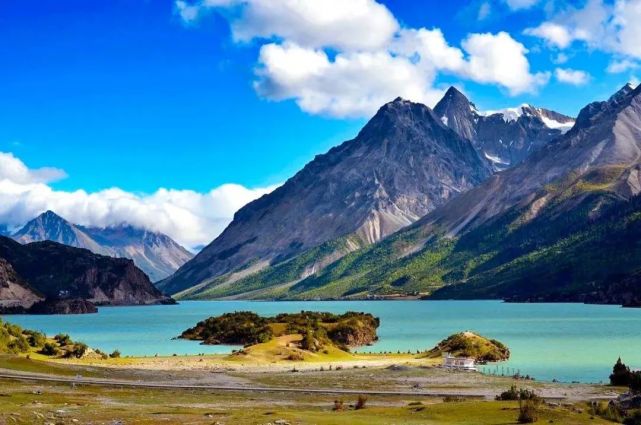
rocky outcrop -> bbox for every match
[12,211,193,282]
[0,258,42,311]
[161,97,492,295]
[0,236,173,310]
[28,298,98,315]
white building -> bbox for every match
[443,353,477,371]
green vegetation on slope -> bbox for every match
[423,332,510,362]
[178,237,361,300]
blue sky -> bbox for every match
[0,0,639,247]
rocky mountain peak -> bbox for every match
[609,82,637,104]
[435,86,475,113]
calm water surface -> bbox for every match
[3,300,640,383]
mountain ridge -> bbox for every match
[11,211,193,282]
[271,83,641,305]
[160,96,494,296]
[165,89,577,300]
[0,235,173,312]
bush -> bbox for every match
[40,342,60,356]
[7,335,30,353]
[631,372,641,394]
[109,349,121,359]
[496,385,520,401]
[25,331,46,348]
[54,333,72,346]
[355,395,368,410]
[611,358,632,386]
[5,323,23,338]
[624,411,641,425]
[65,342,88,358]
[590,401,623,422]
[518,398,541,423]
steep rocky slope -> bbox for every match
[0,258,42,311]
[434,87,574,170]
[12,211,193,282]
[284,84,641,305]
[0,236,172,308]
[161,97,492,296]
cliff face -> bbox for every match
[0,236,172,309]
[0,258,42,310]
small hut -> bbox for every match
[443,353,476,371]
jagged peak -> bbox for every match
[434,86,475,115]
[609,82,636,104]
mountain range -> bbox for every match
[0,236,172,313]
[160,87,585,301]
[256,83,641,306]
[10,211,193,282]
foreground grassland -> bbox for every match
[0,377,613,425]
[0,351,623,424]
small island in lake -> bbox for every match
[422,331,510,362]
[180,311,379,360]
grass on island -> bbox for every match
[421,331,511,362]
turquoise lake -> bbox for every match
[3,300,640,384]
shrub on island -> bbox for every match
[179,311,379,352]
[424,331,510,362]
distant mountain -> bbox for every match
[159,97,493,296]
[280,83,641,306]
[12,211,193,282]
[434,87,575,170]
[0,225,10,237]
[0,236,172,313]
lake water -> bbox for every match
[3,300,640,384]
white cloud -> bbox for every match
[477,2,491,21]
[612,0,641,59]
[255,42,444,118]
[461,32,550,95]
[505,0,540,10]
[0,152,276,249]
[255,29,547,117]
[176,0,549,117]
[525,0,641,60]
[524,22,573,48]
[179,0,399,51]
[607,59,639,73]
[0,152,67,184]
[555,67,591,85]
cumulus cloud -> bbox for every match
[461,32,549,95]
[0,152,276,249]
[177,0,399,50]
[525,0,641,60]
[254,28,547,117]
[607,59,639,73]
[0,152,67,184]
[254,42,443,118]
[176,0,549,117]
[524,22,573,48]
[555,67,591,85]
